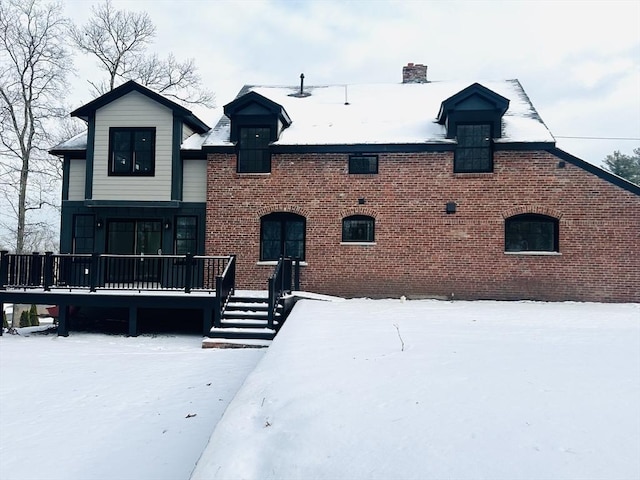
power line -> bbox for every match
[555,135,640,141]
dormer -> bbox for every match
[224,91,292,173]
[437,83,509,139]
[437,83,510,173]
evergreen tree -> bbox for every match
[2,310,8,329]
[603,148,640,185]
[29,304,39,327]
[19,310,30,328]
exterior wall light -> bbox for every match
[446,202,457,214]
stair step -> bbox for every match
[221,319,278,329]
[225,303,269,312]
[223,310,269,319]
[229,296,269,303]
[208,327,276,340]
[202,338,272,349]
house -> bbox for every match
[50,64,640,303]
[50,81,211,263]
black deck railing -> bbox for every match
[267,257,300,329]
[0,251,233,294]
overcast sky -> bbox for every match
[63,0,640,167]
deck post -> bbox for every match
[58,304,69,336]
[267,276,275,329]
[43,252,54,291]
[128,306,138,337]
[294,259,300,291]
[213,276,222,328]
[90,253,99,292]
[1,301,4,335]
[203,307,212,336]
[184,253,193,293]
[0,251,8,289]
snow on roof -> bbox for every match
[52,80,555,153]
[50,130,88,152]
[196,79,554,148]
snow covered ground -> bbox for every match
[191,299,640,480]
[0,319,265,480]
[1,299,639,480]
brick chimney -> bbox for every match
[402,63,428,83]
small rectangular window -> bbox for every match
[454,124,492,173]
[349,155,378,174]
[238,127,271,173]
[109,128,155,176]
[342,216,375,242]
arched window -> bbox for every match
[342,215,375,243]
[260,212,305,261]
[505,214,559,252]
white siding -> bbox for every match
[182,160,206,202]
[92,91,173,201]
[68,159,86,201]
[183,124,195,141]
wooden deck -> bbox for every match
[1,253,300,339]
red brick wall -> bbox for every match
[205,150,640,302]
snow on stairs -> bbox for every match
[203,295,283,348]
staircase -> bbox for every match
[206,295,283,344]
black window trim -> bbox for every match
[349,155,379,174]
[108,127,156,176]
[342,215,376,243]
[260,212,306,261]
[174,215,198,255]
[454,123,493,173]
[504,213,559,253]
[237,126,272,174]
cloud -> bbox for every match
[62,0,640,165]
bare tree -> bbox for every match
[0,0,72,253]
[71,0,214,107]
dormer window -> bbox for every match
[224,91,292,174]
[455,124,492,173]
[109,128,155,176]
[238,126,271,173]
[437,83,509,175]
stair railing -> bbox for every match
[267,256,294,329]
[213,255,236,329]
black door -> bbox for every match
[106,220,162,283]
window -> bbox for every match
[342,215,375,243]
[455,124,492,173]
[505,214,559,252]
[349,155,378,174]
[260,212,305,261]
[238,127,271,173]
[72,215,95,253]
[175,216,197,254]
[109,128,155,175]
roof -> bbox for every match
[71,81,210,133]
[185,79,555,149]
[49,130,88,155]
